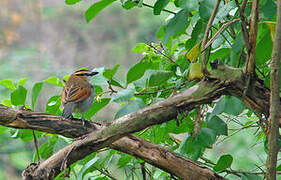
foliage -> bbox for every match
[0,0,279,179]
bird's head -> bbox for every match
[65,69,99,85]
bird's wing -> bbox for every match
[61,85,91,104]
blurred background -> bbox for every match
[0,0,267,179]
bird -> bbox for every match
[61,69,99,125]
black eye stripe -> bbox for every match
[76,72,98,76]
[76,73,90,76]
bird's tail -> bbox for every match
[62,103,74,120]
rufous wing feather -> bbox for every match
[62,85,91,104]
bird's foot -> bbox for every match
[82,117,85,126]
[61,114,74,121]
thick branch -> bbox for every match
[266,0,281,179]
[0,107,226,180]
[25,80,226,179]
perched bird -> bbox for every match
[61,69,99,125]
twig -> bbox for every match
[135,82,186,95]
[107,81,118,94]
[32,130,41,162]
[141,162,146,180]
[202,19,239,52]
[94,166,117,180]
[147,43,178,65]
[201,0,221,75]
[200,156,268,177]
[136,86,175,95]
[245,0,259,74]
[192,107,201,136]
[142,2,176,15]
[234,0,250,51]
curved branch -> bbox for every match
[0,63,275,179]
[0,106,226,180]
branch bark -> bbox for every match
[266,0,281,179]
[0,106,226,180]
[246,0,259,73]
[0,63,274,179]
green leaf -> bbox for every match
[103,64,120,80]
[78,156,100,180]
[213,154,233,172]
[112,88,135,102]
[197,128,216,147]
[213,1,236,24]
[231,32,244,53]
[1,99,12,107]
[0,126,8,135]
[277,164,281,171]
[45,95,61,115]
[185,19,204,50]
[11,86,27,106]
[177,0,198,12]
[209,97,225,120]
[117,155,133,168]
[178,135,204,160]
[241,173,262,180]
[94,85,103,95]
[110,78,124,88]
[260,0,276,20]
[84,98,111,119]
[256,29,273,65]
[122,0,137,9]
[38,136,58,160]
[224,96,245,116]
[164,9,189,44]
[199,0,216,20]
[10,129,37,142]
[126,61,151,84]
[31,82,44,110]
[153,0,170,15]
[209,48,231,61]
[230,32,243,67]
[18,77,28,86]
[114,98,145,119]
[91,67,108,86]
[149,71,173,87]
[0,79,16,90]
[65,0,82,5]
[207,115,227,136]
[132,43,148,53]
[85,0,116,23]
[45,77,64,87]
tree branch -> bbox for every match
[0,63,276,179]
[266,0,281,179]
[245,0,259,74]
[202,19,239,52]
[201,0,221,75]
[234,0,250,51]
[0,106,226,180]
[22,79,226,179]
